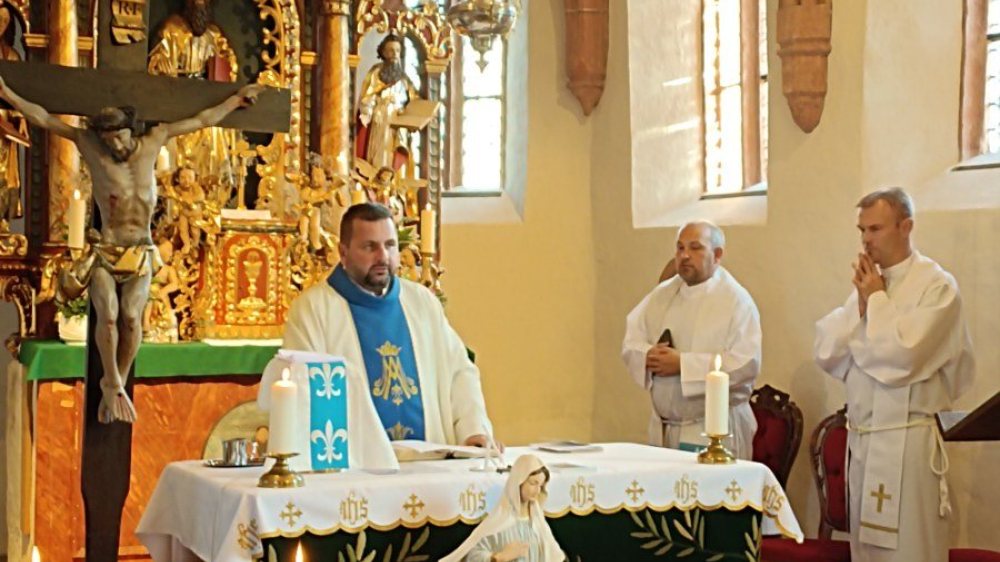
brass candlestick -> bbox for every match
[420,250,436,286]
[257,453,305,488]
[697,434,735,465]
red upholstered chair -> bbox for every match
[951,549,1000,561]
[750,385,804,488]
[761,407,851,562]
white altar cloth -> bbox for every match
[136,442,803,561]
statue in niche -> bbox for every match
[0,4,27,233]
[355,34,420,171]
[148,0,240,185]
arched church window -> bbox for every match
[702,0,767,195]
[959,0,1000,160]
[402,0,507,193]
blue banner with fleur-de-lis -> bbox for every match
[306,360,349,470]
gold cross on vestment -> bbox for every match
[726,480,743,502]
[280,501,303,527]
[871,483,893,513]
[403,493,425,518]
[626,480,645,502]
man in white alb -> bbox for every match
[814,188,975,562]
[622,221,761,459]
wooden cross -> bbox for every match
[725,480,743,502]
[403,493,426,518]
[870,483,893,513]
[280,501,303,527]
[625,480,645,503]
[2,1,290,560]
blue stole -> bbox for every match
[328,265,425,441]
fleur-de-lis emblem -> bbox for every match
[310,362,345,400]
[311,420,348,463]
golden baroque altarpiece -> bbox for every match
[0,0,455,353]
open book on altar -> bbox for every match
[391,440,496,462]
[390,99,440,130]
[258,349,399,472]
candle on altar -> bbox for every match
[351,182,366,205]
[67,189,86,250]
[420,204,436,254]
[295,542,305,562]
[705,355,729,436]
[269,368,298,454]
[32,546,40,562]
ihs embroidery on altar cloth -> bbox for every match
[372,341,419,406]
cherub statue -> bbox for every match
[143,239,180,342]
[295,158,346,250]
[351,158,423,226]
[170,166,208,254]
[442,455,566,562]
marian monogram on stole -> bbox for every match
[372,340,420,440]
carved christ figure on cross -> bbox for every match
[0,74,264,423]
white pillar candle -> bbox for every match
[705,355,729,436]
[269,368,298,454]
[420,204,436,254]
[67,189,86,250]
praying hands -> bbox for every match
[646,343,681,377]
[852,252,886,318]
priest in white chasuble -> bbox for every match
[814,188,975,562]
[283,202,494,447]
[622,221,761,459]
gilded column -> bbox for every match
[47,0,80,244]
[319,0,351,175]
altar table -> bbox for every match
[137,443,802,561]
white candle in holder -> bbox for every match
[705,355,729,436]
[67,189,86,250]
[420,204,436,254]
[269,368,298,454]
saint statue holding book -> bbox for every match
[148,0,239,186]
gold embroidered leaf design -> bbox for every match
[267,545,278,562]
[660,516,673,541]
[382,544,394,562]
[413,526,430,552]
[707,554,725,562]
[677,546,695,557]
[673,519,694,541]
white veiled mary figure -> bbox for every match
[442,455,566,562]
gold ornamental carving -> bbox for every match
[777,0,833,133]
[355,0,455,70]
[322,0,351,16]
[110,0,147,45]
[196,226,293,340]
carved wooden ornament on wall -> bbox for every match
[776,0,832,133]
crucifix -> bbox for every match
[0,1,290,559]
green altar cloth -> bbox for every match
[19,340,279,381]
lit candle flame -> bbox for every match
[281,367,290,383]
[32,546,41,562]
[73,189,81,201]
[295,542,304,562]
[714,354,722,371]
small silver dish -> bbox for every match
[204,458,266,468]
